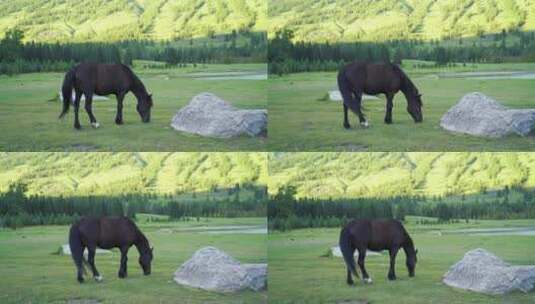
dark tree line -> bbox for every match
[268,29,535,75]
[268,185,535,231]
[0,183,267,229]
[0,29,267,75]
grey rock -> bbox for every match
[443,248,535,295]
[328,90,379,101]
[170,93,267,138]
[173,246,267,293]
[440,92,535,137]
[59,91,109,101]
[329,246,382,258]
[58,244,111,256]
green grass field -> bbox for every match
[267,61,535,151]
[0,63,266,151]
[0,217,267,304]
[268,217,535,304]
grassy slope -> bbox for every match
[0,0,267,42]
[0,217,267,304]
[267,151,535,198]
[0,152,268,196]
[0,63,267,152]
[268,217,535,304]
[267,61,535,153]
[268,0,535,42]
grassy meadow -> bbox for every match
[268,61,535,151]
[0,63,267,151]
[0,216,267,304]
[268,217,535,304]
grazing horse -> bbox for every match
[69,216,153,283]
[337,62,423,128]
[59,63,153,129]
[339,219,417,285]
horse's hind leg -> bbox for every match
[346,268,354,286]
[73,90,82,129]
[83,93,99,128]
[388,246,400,281]
[384,93,394,124]
[86,245,102,282]
[343,104,350,129]
[357,248,371,283]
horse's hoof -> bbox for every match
[94,275,103,282]
[388,276,396,281]
[74,124,81,130]
[115,119,123,125]
[91,122,100,129]
[343,123,351,129]
[360,121,369,128]
[363,278,373,284]
[77,277,84,283]
[384,119,392,124]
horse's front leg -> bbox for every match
[87,245,103,282]
[115,92,125,125]
[357,248,371,283]
[384,93,394,124]
[118,246,129,278]
[388,247,400,280]
[84,94,99,128]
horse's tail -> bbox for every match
[339,226,359,278]
[69,223,86,279]
[59,69,75,119]
[337,67,361,115]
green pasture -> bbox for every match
[267,61,535,151]
[0,217,267,304]
[0,63,266,151]
[268,217,535,304]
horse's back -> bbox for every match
[73,63,132,94]
[345,219,408,250]
[342,62,403,95]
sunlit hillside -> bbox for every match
[0,0,267,42]
[269,0,535,42]
[0,152,268,196]
[268,153,535,198]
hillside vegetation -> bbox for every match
[269,0,535,42]
[0,0,267,42]
[0,152,268,196]
[268,153,535,198]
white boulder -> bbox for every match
[443,248,535,295]
[329,246,382,258]
[440,92,535,137]
[173,246,267,293]
[170,93,267,138]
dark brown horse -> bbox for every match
[337,62,423,128]
[59,63,153,129]
[339,219,417,285]
[69,216,153,283]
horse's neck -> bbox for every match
[130,76,147,100]
[401,79,416,99]
[402,237,415,255]
[134,232,149,253]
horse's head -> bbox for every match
[406,248,418,277]
[137,93,153,123]
[139,246,153,275]
[407,93,423,123]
